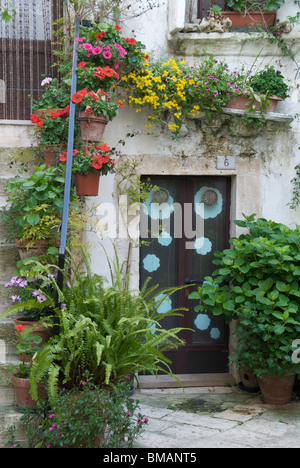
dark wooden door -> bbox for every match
[140,176,231,374]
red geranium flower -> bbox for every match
[101,154,110,163]
[50,111,60,119]
[96,31,106,41]
[93,69,105,80]
[78,61,86,68]
[115,25,121,32]
[96,143,110,152]
[92,156,103,170]
[30,114,39,123]
[59,105,70,116]
[125,38,136,45]
[59,152,68,162]
[103,66,115,77]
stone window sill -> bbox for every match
[168,28,300,58]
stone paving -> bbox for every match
[132,386,300,448]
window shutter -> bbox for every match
[0,0,62,120]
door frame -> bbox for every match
[138,175,234,386]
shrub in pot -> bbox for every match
[8,373,149,448]
[0,164,81,255]
[189,214,300,404]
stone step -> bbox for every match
[0,147,38,178]
[0,405,26,448]
[0,244,19,280]
[0,283,15,315]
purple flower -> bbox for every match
[144,418,149,423]
[82,381,87,386]
[11,295,21,303]
[126,411,132,416]
[37,295,47,303]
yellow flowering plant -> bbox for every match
[123,56,243,138]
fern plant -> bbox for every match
[28,246,188,402]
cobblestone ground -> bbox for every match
[132,386,300,448]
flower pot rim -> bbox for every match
[221,10,277,14]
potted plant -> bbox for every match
[68,22,146,142]
[8,373,149,448]
[72,88,122,142]
[226,65,289,113]
[220,0,284,27]
[26,246,187,403]
[2,271,57,340]
[189,214,300,404]
[30,76,71,119]
[11,325,47,411]
[0,164,78,255]
[59,143,116,196]
[30,110,73,166]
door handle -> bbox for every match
[184,278,202,286]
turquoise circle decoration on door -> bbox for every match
[158,231,173,247]
[143,254,160,272]
[194,313,211,331]
[143,188,174,220]
[194,237,212,255]
[194,186,223,219]
[155,293,172,314]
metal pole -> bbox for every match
[56,17,80,310]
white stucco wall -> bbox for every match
[2,0,299,281]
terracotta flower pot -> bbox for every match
[41,144,68,167]
[78,112,108,142]
[34,108,64,121]
[13,375,47,411]
[74,171,100,196]
[258,372,296,405]
[226,94,282,112]
[15,239,49,259]
[221,11,276,27]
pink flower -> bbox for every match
[126,411,132,416]
[76,37,86,42]
[103,51,112,59]
[49,414,55,419]
[92,47,102,55]
[118,49,127,58]
[144,418,149,423]
[83,43,93,51]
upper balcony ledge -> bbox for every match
[168,28,300,58]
